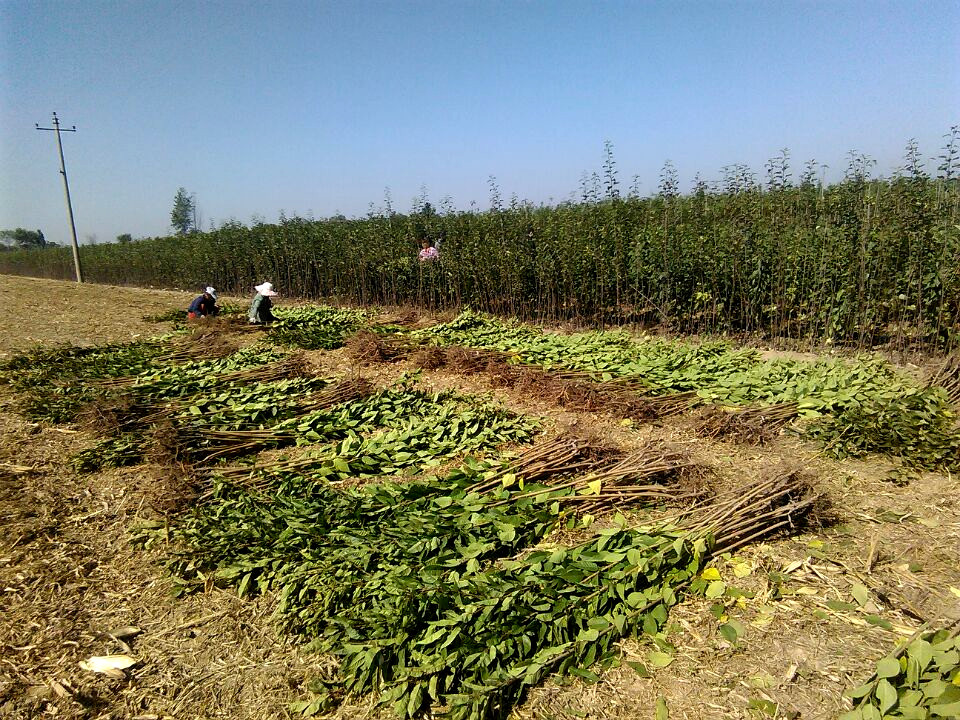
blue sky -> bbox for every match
[1,0,957,245]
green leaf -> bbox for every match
[523,662,544,683]
[655,696,669,720]
[899,689,923,708]
[642,613,658,637]
[865,615,893,630]
[846,681,876,699]
[578,628,600,642]
[747,698,778,716]
[923,678,948,698]
[237,571,253,597]
[937,685,960,702]
[568,666,600,683]
[826,600,858,612]
[875,678,897,714]
[701,567,722,580]
[705,580,726,598]
[851,583,870,607]
[719,620,745,645]
[587,617,610,631]
[626,661,649,677]
[838,710,863,720]
[933,648,960,670]
[931,700,960,716]
[647,651,674,668]
[407,683,423,718]
[876,656,901,679]
[908,639,934,671]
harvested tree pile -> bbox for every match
[408,312,960,470]
[349,335,702,422]
[168,451,816,719]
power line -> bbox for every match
[35,112,83,283]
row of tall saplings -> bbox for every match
[2,174,958,349]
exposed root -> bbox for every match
[206,452,324,487]
[928,354,960,407]
[371,310,422,328]
[443,347,487,372]
[146,419,192,468]
[345,330,412,364]
[695,402,799,445]
[164,329,240,361]
[139,465,198,515]
[76,396,174,437]
[204,314,265,333]
[150,424,295,467]
[555,442,704,515]
[393,310,422,326]
[448,350,697,421]
[76,396,137,435]
[409,346,447,370]
[194,429,297,463]
[486,359,519,387]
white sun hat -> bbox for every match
[255,282,278,297]
[205,286,217,299]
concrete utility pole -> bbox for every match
[35,112,83,282]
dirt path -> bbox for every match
[1,276,959,720]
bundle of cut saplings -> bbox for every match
[172,433,815,720]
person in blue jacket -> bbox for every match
[187,286,219,318]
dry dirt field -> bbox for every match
[1,275,958,720]
[0,277,251,360]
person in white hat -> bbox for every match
[187,286,219,319]
[249,281,278,324]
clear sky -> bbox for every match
[1,0,957,246]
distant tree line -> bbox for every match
[1,228,143,249]
[2,130,959,349]
[0,228,52,251]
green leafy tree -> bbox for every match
[0,228,46,249]
[116,233,133,243]
[170,187,195,235]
